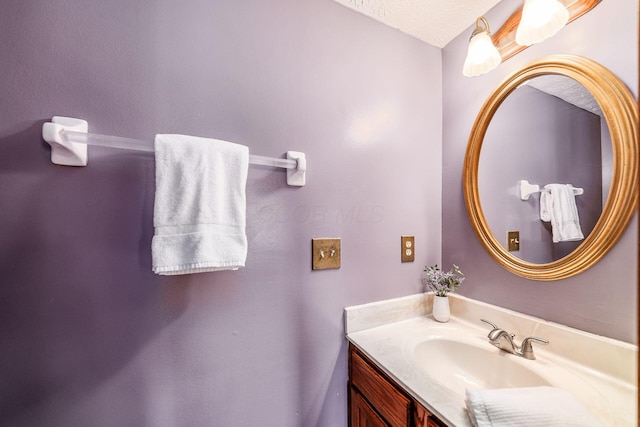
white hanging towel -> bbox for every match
[152,134,249,275]
[539,183,584,243]
[465,386,605,427]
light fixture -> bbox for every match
[515,0,570,46]
[463,17,502,78]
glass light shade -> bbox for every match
[463,32,502,77]
[516,0,570,46]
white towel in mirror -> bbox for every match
[539,184,584,243]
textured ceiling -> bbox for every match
[331,0,503,47]
[527,75,603,116]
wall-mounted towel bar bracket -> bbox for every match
[519,179,584,200]
[42,116,89,166]
[42,116,307,186]
[285,151,306,186]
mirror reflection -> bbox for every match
[478,75,612,263]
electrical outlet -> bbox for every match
[312,238,341,270]
[401,235,415,262]
[507,231,520,251]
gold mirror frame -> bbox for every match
[463,55,638,281]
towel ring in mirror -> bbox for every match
[463,55,638,281]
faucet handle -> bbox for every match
[481,319,499,329]
[521,336,549,360]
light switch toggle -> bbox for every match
[319,249,336,259]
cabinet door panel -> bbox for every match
[349,345,449,427]
[350,388,388,427]
[415,401,447,427]
[351,350,411,427]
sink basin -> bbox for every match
[413,338,551,396]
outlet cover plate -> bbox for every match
[401,235,415,262]
[312,238,341,270]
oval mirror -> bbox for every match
[480,74,608,264]
[463,55,638,281]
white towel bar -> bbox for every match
[519,180,583,200]
[42,116,306,187]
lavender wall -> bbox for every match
[443,0,638,343]
[0,1,442,426]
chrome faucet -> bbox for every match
[481,319,549,360]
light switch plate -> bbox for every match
[312,238,341,270]
[507,231,520,251]
[401,235,415,262]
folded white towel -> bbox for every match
[152,134,249,275]
[539,192,551,222]
[465,386,604,427]
[539,184,584,243]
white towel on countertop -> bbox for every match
[539,184,584,243]
[152,134,249,275]
[465,386,604,427]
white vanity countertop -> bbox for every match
[345,293,638,427]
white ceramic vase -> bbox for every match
[432,295,450,322]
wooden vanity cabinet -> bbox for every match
[349,344,447,427]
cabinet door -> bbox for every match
[415,401,447,427]
[349,345,449,427]
[350,388,389,427]
[350,350,411,426]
